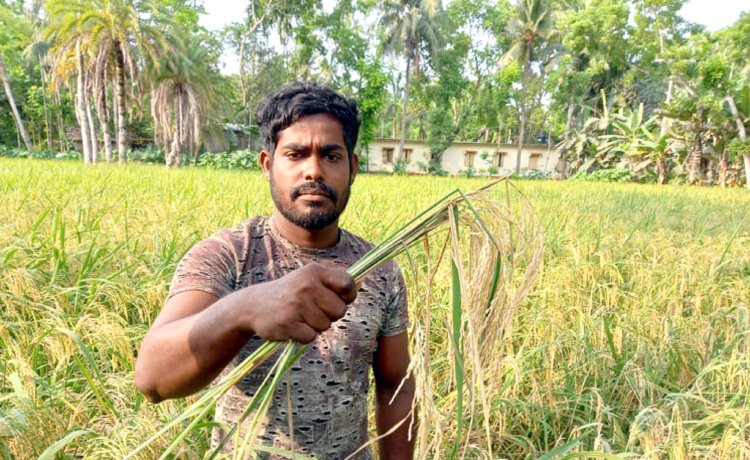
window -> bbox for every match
[402,148,412,163]
[382,148,394,164]
[529,153,542,170]
[464,151,476,167]
[493,151,506,168]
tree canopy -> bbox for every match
[0,0,747,185]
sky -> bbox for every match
[199,0,750,75]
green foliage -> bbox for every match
[426,107,455,160]
[392,158,408,175]
[128,147,165,164]
[355,60,388,151]
[0,0,748,185]
[197,150,260,170]
[55,150,82,160]
[357,153,368,172]
[570,167,633,182]
[508,169,552,180]
[0,146,76,160]
[417,159,448,176]
[458,165,476,178]
[727,139,750,156]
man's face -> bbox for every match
[260,113,358,230]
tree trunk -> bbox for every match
[94,65,113,162]
[39,65,53,151]
[0,51,34,152]
[688,129,703,185]
[559,102,575,179]
[725,94,749,189]
[55,91,66,152]
[238,32,250,126]
[167,130,180,167]
[76,39,92,163]
[177,91,184,166]
[100,86,113,162]
[167,98,181,168]
[660,75,674,137]
[657,160,667,185]
[85,91,98,163]
[114,41,128,164]
[515,44,532,174]
[397,53,411,163]
[718,146,728,187]
[166,95,182,168]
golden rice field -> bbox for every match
[1,158,749,459]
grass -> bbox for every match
[1,158,749,458]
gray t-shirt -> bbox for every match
[168,216,408,459]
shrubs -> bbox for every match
[197,149,260,170]
[510,169,552,180]
[0,145,262,171]
[128,146,165,164]
[570,168,633,182]
[0,146,79,160]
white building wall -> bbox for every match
[364,138,558,176]
[364,139,430,174]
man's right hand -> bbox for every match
[135,263,357,402]
[242,263,357,343]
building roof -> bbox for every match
[371,137,550,149]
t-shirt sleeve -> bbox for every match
[380,264,409,337]
[167,232,239,301]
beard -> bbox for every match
[270,177,351,230]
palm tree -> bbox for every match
[499,0,560,173]
[46,0,166,163]
[150,36,214,168]
[381,0,445,163]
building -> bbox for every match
[364,138,560,176]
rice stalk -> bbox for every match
[128,178,544,459]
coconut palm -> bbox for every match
[150,37,214,168]
[500,0,561,173]
[46,0,166,163]
[381,0,446,162]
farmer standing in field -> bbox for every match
[135,81,415,459]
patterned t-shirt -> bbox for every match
[168,216,408,459]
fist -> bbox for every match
[244,263,358,344]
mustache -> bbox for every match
[290,181,338,201]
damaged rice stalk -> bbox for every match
[127,178,544,459]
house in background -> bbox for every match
[364,138,560,176]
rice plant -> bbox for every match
[127,179,544,458]
[1,158,749,458]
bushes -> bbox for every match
[128,146,165,164]
[570,168,633,183]
[510,169,552,180]
[0,145,262,171]
[0,146,79,160]
[197,149,260,170]
[417,160,448,176]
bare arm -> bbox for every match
[374,332,416,460]
[135,264,357,403]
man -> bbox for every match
[135,81,415,459]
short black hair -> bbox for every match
[255,81,361,158]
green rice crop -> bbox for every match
[1,158,749,458]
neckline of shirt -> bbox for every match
[264,216,348,256]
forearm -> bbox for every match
[376,376,416,460]
[135,291,252,402]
